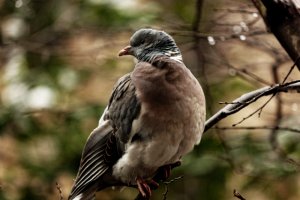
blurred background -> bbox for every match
[1,0,300,199]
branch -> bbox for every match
[232,94,275,126]
[162,176,184,200]
[204,80,300,132]
[233,189,246,200]
[56,182,64,200]
[214,126,300,134]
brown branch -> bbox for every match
[56,182,64,200]
[232,94,275,126]
[214,126,300,134]
[162,176,184,200]
[213,8,258,14]
[215,129,237,171]
[224,63,272,86]
[204,80,300,132]
[270,61,283,159]
[282,56,300,84]
[233,189,246,200]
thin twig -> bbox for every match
[219,101,241,105]
[232,94,274,126]
[213,8,257,14]
[162,176,184,200]
[282,57,300,84]
[204,80,300,132]
[214,126,300,134]
[233,189,246,200]
[56,182,64,200]
[215,129,237,171]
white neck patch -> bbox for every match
[170,54,183,63]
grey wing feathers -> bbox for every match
[69,73,141,199]
[105,73,141,143]
[68,121,115,199]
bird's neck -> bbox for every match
[138,50,182,64]
[163,48,182,63]
[170,54,183,63]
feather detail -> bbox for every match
[68,121,114,199]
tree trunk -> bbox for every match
[253,0,300,70]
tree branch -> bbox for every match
[204,80,300,132]
[233,189,246,200]
[55,182,64,200]
[214,126,300,134]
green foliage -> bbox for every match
[79,2,136,28]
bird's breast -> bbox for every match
[112,61,206,184]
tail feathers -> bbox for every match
[69,121,113,200]
[69,189,96,200]
[72,194,95,200]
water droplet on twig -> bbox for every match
[232,25,242,34]
[240,21,249,32]
[207,36,216,45]
[239,35,246,41]
[252,12,259,18]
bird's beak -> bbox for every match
[118,45,133,56]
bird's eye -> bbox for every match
[139,39,146,45]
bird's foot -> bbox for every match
[154,161,182,181]
[136,177,159,198]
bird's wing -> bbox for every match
[69,73,141,199]
[105,73,141,143]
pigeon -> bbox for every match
[68,28,206,200]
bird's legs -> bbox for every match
[135,161,181,200]
[136,177,159,198]
[153,161,181,181]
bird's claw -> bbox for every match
[136,177,158,198]
[135,161,181,198]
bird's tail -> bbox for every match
[69,182,111,200]
[69,187,96,200]
[68,120,117,200]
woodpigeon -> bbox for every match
[68,28,206,200]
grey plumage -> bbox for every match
[68,28,206,200]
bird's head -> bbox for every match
[119,28,182,63]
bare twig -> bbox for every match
[222,62,272,86]
[214,129,237,170]
[282,57,300,84]
[233,189,246,200]
[162,176,184,200]
[213,8,257,14]
[204,80,300,132]
[56,182,64,200]
[214,126,300,134]
[232,94,275,126]
[219,101,241,105]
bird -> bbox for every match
[68,28,206,200]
